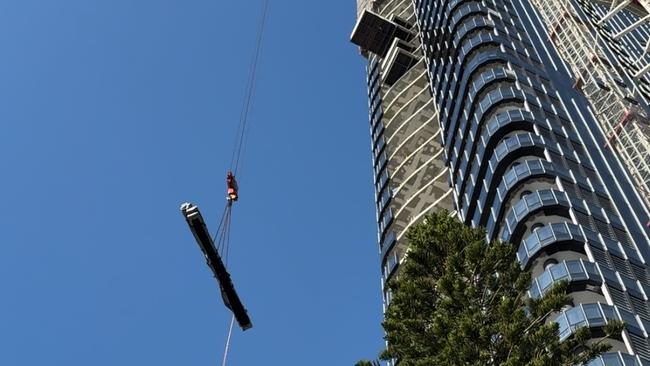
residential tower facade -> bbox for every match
[352,0,650,363]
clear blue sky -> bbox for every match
[0,1,384,364]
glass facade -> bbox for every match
[352,0,650,362]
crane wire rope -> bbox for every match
[220,315,236,366]
[230,0,270,177]
[214,1,270,365]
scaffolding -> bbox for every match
[530,0,650,212]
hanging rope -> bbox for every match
[230,0,270,177]
[209,1,269,364]
[212,203,230,248]
[220,315,236,366]
[215,0,270,271]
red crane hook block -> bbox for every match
[226,171,239,202]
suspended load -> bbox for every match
[180,202,252,330]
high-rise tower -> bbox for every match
[351,0,650,363]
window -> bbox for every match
[583,303,605,326]
[520,190,532,200]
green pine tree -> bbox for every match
[374,211,623,366]
[355,361,380,366]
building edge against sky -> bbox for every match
[351,0,650,363]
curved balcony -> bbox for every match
[482,159,567,226]
[587,352,650,366]
[438,51,508,131]
[464,121,545,215]
[528,258,649,309]
[459,107,569,220]
[429,0,501,85]
[436,32,505,114]
[448,67,559,179]
[440,36,513,145]
[516,222,588,268]
[529,259,602,299]
[467,132,547,223]
[439,34,546,137]
[497,189,572,243]
[448,84,532,182]
[445,68,517,162]
[553,302,645,342]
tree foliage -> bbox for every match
[355,361,380,366]
[377,211,623,366]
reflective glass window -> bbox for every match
[537,227,554,245]
[554,223,570,235]
[600,267,620,286]
[539,190,554,202]
[504,171,516,187]
[554,226,571,241]
[550,263,568,281]
[514,202,527,218]
[529,282,541,299]
[618,309,642,335]
[600,353,623,366]
[584,229,601,244]
[556,314,570,340]
[557,192,569,205]
[600,304,615,321]
[624,246,642,263]
[517,246,528,263]
[381,231,396,252]
[569,224,583,239]
[609,214,624,228]
[529,161,544,175]
[567,261,588,281]
[525,236,541,254]
[515,163,528,176]
[506,137,518,149]
[538,271,552,292]
[584,261,601,279]
[604,238,623,257]
[621,276,642,299]
[583,303,604,325]
[585,359,604,366]
[525,193,542,209]
[566,307,586,329]
[497,185,507,198]
[640,318,650,338]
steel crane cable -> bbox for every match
[212,203,230,248]
[210,201,234,366]
[230,0,270,177]
[215,204,232,264]
[217,0,269,298]
[220,315,236,366]
[217,1,270,365]
[215,0,269,271]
